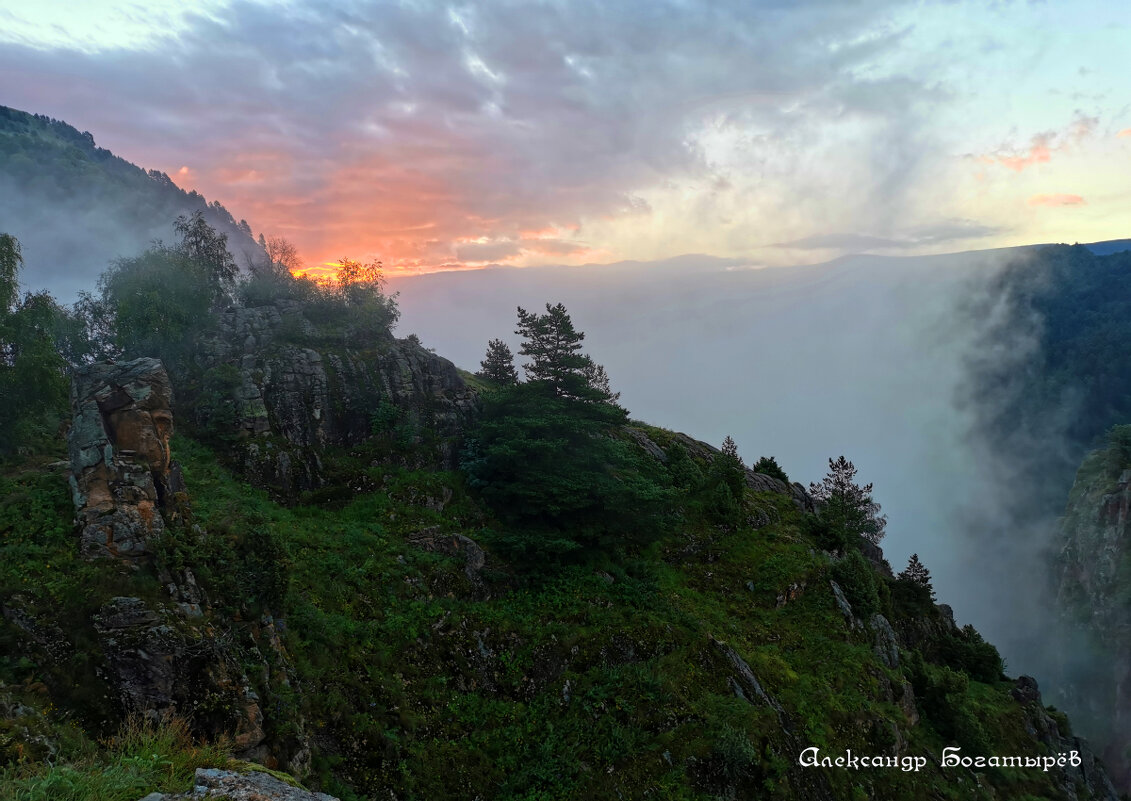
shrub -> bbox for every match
[830,549,880,618]
[753,456,790,484]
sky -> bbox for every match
[1,0,1129,276]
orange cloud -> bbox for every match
[1118,128,1131,138]
[992,134,1053,172]
[981,115,1098,172]
[172,143,600,276]
[1027,193,1086,207]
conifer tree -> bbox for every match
[808,455,887,546]
[899,553,935,599]
[515,303,619,402]
[753,455,790,484]
[478,338,518,384]
[721,435,743,468]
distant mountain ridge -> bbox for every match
[0,104,264,301]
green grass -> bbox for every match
[0,432,1097,801]
[0,716,229,801]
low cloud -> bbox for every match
[774,220,1002,251]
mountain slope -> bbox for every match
[0,105,263,301]
[0,335,1119,800]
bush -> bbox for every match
[937,625,1004,683]
[830,549,880,618]
[461,382,673,564]
[753,456,790,484]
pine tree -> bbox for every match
[515,303,619,402]
[899,553,935,599]
[808,455,887,546]
[478,338,518,384]
[706,435,746,525]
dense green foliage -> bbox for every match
[0,431,1064,800]
[0,235,87,455]
[463,382,673,562]
[463,306,673,562]
[92,246,216,367]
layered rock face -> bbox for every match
[1055,452,1131,790]
[195,302,478,494]
[67,358,185,560]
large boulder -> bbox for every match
[67,358,186,561]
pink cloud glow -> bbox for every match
[1026,193,1086,207]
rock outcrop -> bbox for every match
[624,427,813,509]
[1054,448,1131,790]
[94,597,266,753]
[67,357,185,561]
[193,301,478,494]
[54,361,311,768]
[1009,677,1119,801]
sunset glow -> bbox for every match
[1,0,1130,272]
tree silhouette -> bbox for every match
[173,211,237,303]
[515,303,619,403]
[478,338,518,384]
[899,553,935,600]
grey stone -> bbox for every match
[829,580,862,630]
[869,613,899,669]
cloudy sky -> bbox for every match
[1,0,1129,274]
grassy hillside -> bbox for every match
[0,426,1102,800]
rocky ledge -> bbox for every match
[138,767,338,800]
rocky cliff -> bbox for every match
[1054,427,1131,790]
[189,300,478,496]
[3,359,314,773]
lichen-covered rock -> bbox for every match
[829,580,862,630]
[869,612,900,669]
[67,357,185,561]
[138,766,339,800]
